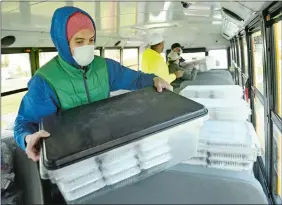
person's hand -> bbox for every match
[25,130,50,162]
[174,70,184,78]
[153,77,173,92]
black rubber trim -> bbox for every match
[1,88,28,96]
[271,111,282,133]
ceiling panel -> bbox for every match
[1,1,240,49]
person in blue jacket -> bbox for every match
[14,6,171,162]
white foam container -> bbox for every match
[62,179,106,202]
[183,157,208,166]
[207,152,257,162]
[207,159,254,171]
[104,166,141,185]
[98,144,136,165]
[180,85,243,100]
[40,156,99,181]
[139,152,173,169]
[101,157,139,176]
[137,144,171,161]
[198,120,261,156]
[57,170,103,192]
[40,115,207,204]
[189,98,251,121]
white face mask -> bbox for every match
[179,48,183,54]
[73,45,95,66]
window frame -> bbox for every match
[207,49,228,69]
[165,47,207,62]
[103,47,122,63]
[1,48,34,96]
[121,47,139,70]
[229,10,280,204]
[248,16,271,193]
[1,46,140,95]
[38,50,58,68]
[235,2,282,204]
[265,3,282,203]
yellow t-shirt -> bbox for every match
[141,48,176,84]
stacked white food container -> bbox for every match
[40,118,206,204]
[180,85,261,173]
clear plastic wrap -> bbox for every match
[137,144,171,161]
[104,166,141,185]
[57,170,103,192]
[198,120,261,156]
[46,157,99,181]
[207,151,257,162]
[184,157,207,166]
[139,153,173,170]
[207,159,254,171]
[183,121,260,172]
[190,98,251,121]
[101,157,139,176]
[98,144,136,165]
[62,179,106,202]
[180,85,243,100]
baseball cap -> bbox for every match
[149,33,164,46]
[171,43,182,50]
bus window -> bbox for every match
[251,31,264,95]
[1,53,31,130]
[1,53,31,93]
[242,36,249,77]
[234,40,238,65]
[104,49,121,63]
[208,49,227,69]
[1,92,27,131]
[272,122,281,199]
[236,38,242,69]
[181,52,205,62]
[39,52,58,67]
[122,48,139,71]
[254,96,265,161]
[274,21,282,118]
[94,49,101,56]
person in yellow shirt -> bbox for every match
[142,33,183,84]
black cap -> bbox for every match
[171,43,182,50]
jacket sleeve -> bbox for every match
[105,58,156,91]
[14,75,59,150]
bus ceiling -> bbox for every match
[1,1,272,50]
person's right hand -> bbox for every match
[25,130,50,162]
[174,70,184,78]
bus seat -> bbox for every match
[90,164,268,204]
[14,146,45,204]
[179,69,234,91]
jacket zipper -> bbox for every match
[82,69,91,103]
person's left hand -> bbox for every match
[153,77,173,92]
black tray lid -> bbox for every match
[41,87,207,170]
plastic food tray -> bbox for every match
[184,157,208,166]
[40,121,207,203]
[39,88,208,203]
[101,157,139,176]
[207,159,254,171]
[189,98,251,121]
[180,85,243,100]
[198,120,261,155]
[207,152,257,162]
